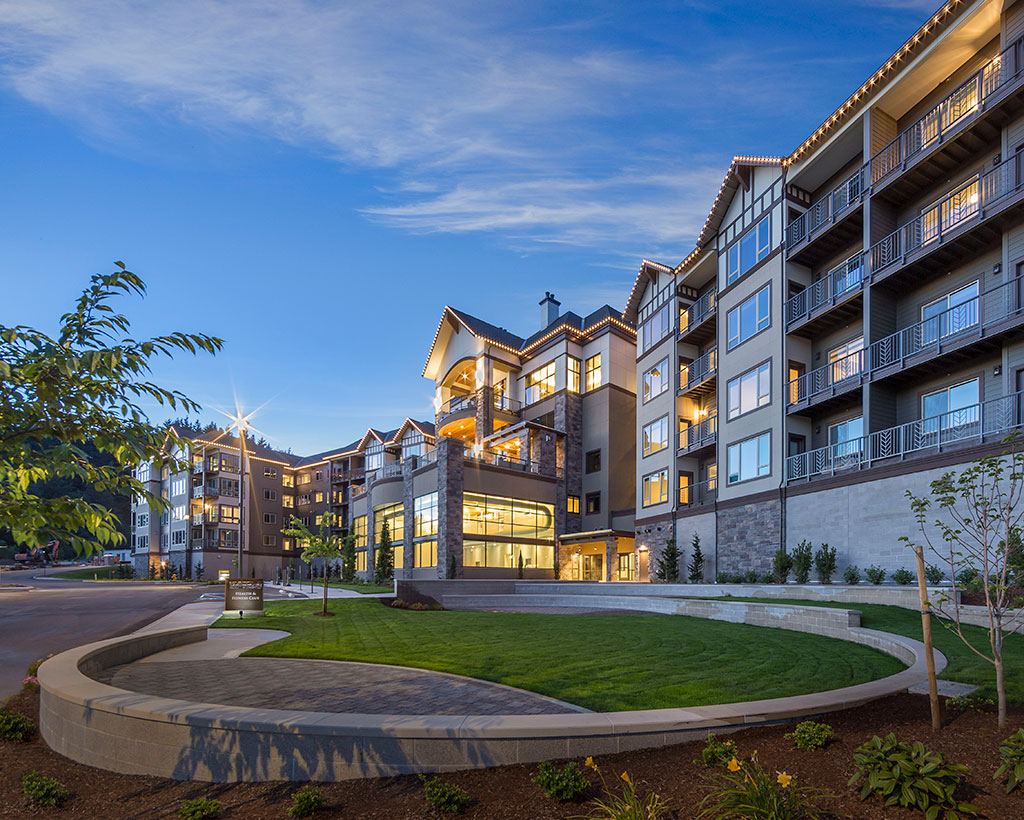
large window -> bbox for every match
[414,540,437,568]
[727,218,771,284]
[829,337,863,382]
[525,361,556,404]
[643,357,670,402]
[923,379,979,432]
[727,361,771,419]
[585,449,601,473]
[585,354,602,391]
[642,416,669,456]
[282,474,295,488]
[374,502,404,543]
[567,356,581,393]
[829,416,864,457]
[282,495,294,508]
[463,541,554,569]
[365,445,384,471]
[639,302,671,353]
[922,281,979,343]
[463,493,555,541]
[376,545,403,570]
[414,492,438,537]
[355,550,367,572]
[352,515,367,548]
[642,469,668,507]
[220,504,239,524]
[727,432,771,484]
[727,285,771,350]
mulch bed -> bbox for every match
[1,688,1022,819]
[962,587,1024,606]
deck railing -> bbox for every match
[680,414,717,452]
[679,289,717,336]
[786,168,865,248]
[437,393,476,422]
[787,347,865,407]
[493,393,522,414]
[785,253,866,326]
[679,476,717,507]
[680,348,718,393]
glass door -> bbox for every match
[582,554,604,581]
[617,553,634,581]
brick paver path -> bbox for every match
[97,658,585,715]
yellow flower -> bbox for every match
[727,757,741,772]
[584,756,597,771]
[620,771,632,785]
[777,771,792,788]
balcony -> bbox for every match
[331,469,358,483]
[679,477,717,509]
[787,348,864,414]
[785,253,865,336]
[191,512,217,526]
[192,462,203,474]
[678,290,717,346]
[678,414,717,456]
[377,461,403,479]
[493,393,522,415]
[786,390,1024,482]
[464,448,562,479]
[786,168,865,267]
[869,153,1024,289]
[869,36,1024,202]
[679,348,717,399]
[868,277,1024,383]
[352,483,367,498]
[436,393,477,426]
[191,485,204,499]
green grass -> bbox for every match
[215,598,904,712]
[325,581,392,594]
[52,566,125,580]
[710,597,1024,704]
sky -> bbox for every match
[0,0,940,454]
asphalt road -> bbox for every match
[0,570,298,697]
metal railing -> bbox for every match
[680,348,717,393]
[464,449,562,478]
[377,461,403,479]
[679,289,717,337]
[192,462,203,474]
[679,476,717,508]
[786,168,865,248]
[191,512,217,526]
[192,485,204,499]
[785,253,866,326]
[787,347,865,407]
[870,38,1024,184]
[351,483,367,497]
[679,414,717,453]
[437,393,476,422]
[868,277,1023,372]
[787,390,1024,481]
[418,448,439,466]
[493,393,522,414]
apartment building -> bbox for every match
[631,0,1024,580]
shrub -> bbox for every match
[772,548,794,584]
[697,752,832,819]
[744,569,760,584]
[995,728,1024,794]
[813,544,837,584]
[792,540,813,584]
[924,563,946,584]
[716,572,732,584]
[697,732,738,767]
[288,785,325,817]
[688,533,706,583]
[420,775,470,814]
[532,761,588,801]
[0,710,36,742]
[760,572,775,584]
[956,566,980,587]
[22,771,69,808]
[849,734,977,818]
[865,565,886,585]
[892,567,915,585]
[583,758,668,820]
[654,538,682,583]
[784,720,834,751]
[946,694,995,714]
[25,654,53,677]
[842,565,861,585]
[178,797,221,819]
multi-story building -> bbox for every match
[631,0,1024,580]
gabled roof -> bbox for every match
[393,417,437,443]
[423,306,526,378]
[623,259,674,324]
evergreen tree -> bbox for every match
[687,533,705,583]
[447,552,458,579]
[654,538,681,583]
[517,552,524,579]
[340,535,356,582]
[374,519,395,585]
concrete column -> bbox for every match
[401,458,416,578]
[436,438,465,579]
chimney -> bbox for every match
[539,291,561,328]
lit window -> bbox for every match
[314,491,324,503]
[525,362,556,404]
[727,218,771,284]
[642,416,669,456]
[352,515,367,548]
[727,285,771,350]
[282,495,294,508]
[567,356,581,393]
[585,354,602,391]
[643,357,669,402]
[642,470,668,507]
[414,540,438,567]
[567,495,580,514]
[727,362,771,419]
[727,432,771,484]
[263,466,277,478]
[414,493,438,537]
[282,474,295,488]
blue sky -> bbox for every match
[0,0,936,454]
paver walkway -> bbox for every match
[96,656,586,715]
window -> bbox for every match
[463,541,554,569]
[639,303,671,353]
[220,504,239,524]
[585,449,601,473]
[567,495,580,514]
[282,537,293,551]
[643,357,670,402]
[298,494,311,506]
[282,474,295,488]
[829,416,864,457]
[282,495,294,509]
[171,477,186,496]
[374,502,404,543]
[365,449,384,470]
[642,416,669,456]
[314,514,323,526]
[161,465,170,481]
[584,354,602,391]
[314,491,324,503]
[463,493,555,541]
[136,463,150,482]
[727,361,771,419]
[137,513,149,528]
[923,379,979,431]
[263,512,276,524]
[137,535,149,551]
[263,466,277,478]
[525,362,556,404]
[414,540,437,568]
[298,473,311,485]
[171,529,186,545]
[642,470,668,507]
[585,492,601,514]
[727,432,771,484]
[567,356,581,393]
[727,218,771,284]
[218,530,238,548]
[160,532,168,548]
[264,489,277,501]
[263,535,277,547]
[375,544,404,570]
[829,337,863,382]
[922,281,979,343]
[315,470,323,481]
[219,478,239,497]
[355,550,367,572]
[414,493,438,537]
[172,504,187,522]
[727,285,770,349]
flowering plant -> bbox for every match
[22,676,39,691]
[697,752,833,819]
[576,756,668,820]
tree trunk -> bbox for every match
[322,573,328,617]
[996,652,1007,728]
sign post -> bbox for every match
[222,578,265,618]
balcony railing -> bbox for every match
[351,483,367,498]
[679,289,717,337]
[870,153,1024,279]
[437,393,477,423]
[378,461,403,479]
[418,448,439,466]
[192,512,217,526]
[464,449,562,478]
[680,348,717,393]
[192,485,204,499]
[868,277,1023,373]
[786,168,865,248]
[493,394,522,414]
[679,414,717,453]
[787,348,865,407]
[192,462,203,474]
[870,37,1024,185]
[785,253,866,326]
[679,476,717,508]
[787,390,1024,481]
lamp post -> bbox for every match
[238,428,247,578]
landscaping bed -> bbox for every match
[2,686,1022,819]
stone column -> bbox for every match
[554,392,583,535]
[401,458,416,578]
[474,385,493,449]
[605,539,618,582]
[365,483,376,581]
[436,438,465,579]
[556,540,574,580]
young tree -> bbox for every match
[654,538,681,583]
[374,519,394,586]
[0,265,221,555]
[687,533,705,583]
[340,534,357,582]
[517,551,524,579]
[284,511,343,617]
[903,443,1024,727]
[447,552,458,579]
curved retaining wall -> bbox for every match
[39,607,945,782]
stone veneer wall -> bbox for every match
[634,518,675,582]
[401,459,416,579]
[436,438,464,579]
[717,495,782,576]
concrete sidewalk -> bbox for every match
[266,582,392,599]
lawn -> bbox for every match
[710,596,1024,704]
[52,566,126,580]
[215,598,904,712]
[326,581,393,594]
